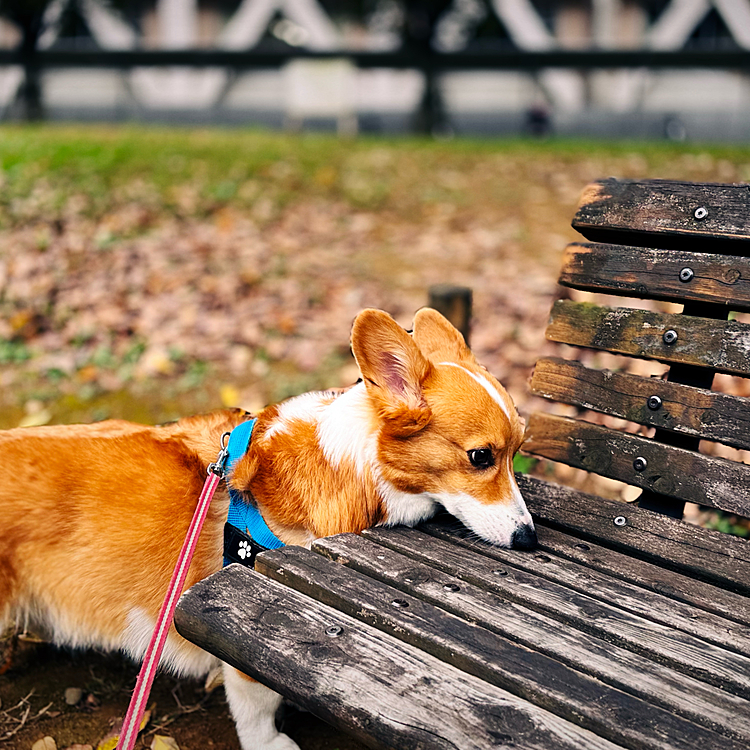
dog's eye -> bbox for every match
[467,448,494,469]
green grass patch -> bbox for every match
[2,124,750,230]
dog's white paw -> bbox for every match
[262,733,300,750]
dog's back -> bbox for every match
[0,412,243,675]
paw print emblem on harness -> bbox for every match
[237,540,251,560]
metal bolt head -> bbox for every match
[325,625,343,637]
[614,516,627,527]
[647,395,662,411]
[633,456,648,472]
[663,329,678,345]
[679,267,694,283]
[694,207,708,220]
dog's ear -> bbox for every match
[411,307,476,365]
[351,309,432,436]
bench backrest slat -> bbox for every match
[547,300,750,376]
[530,357,750,451]
[525,413,750,517]
[559,243,750,309]
[574,179,750,250]
[527,178,750,521]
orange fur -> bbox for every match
[0,307,534,750]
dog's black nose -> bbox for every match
[511,524,537,550]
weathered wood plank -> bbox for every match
[419,519,750,656]
[573,179,750,250]
[175,564,625,750]
[524,412,750,516]
[256,545,744,750]
[547,300,750,376]
[529,357,750,450]
[358,528,750,696]
[516,473,750,591]
[534,524,750,628]
[558,243,750,308]
[313,532,750,742]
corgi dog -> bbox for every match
[0,308,535,750]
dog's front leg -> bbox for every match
[222,664,300,750]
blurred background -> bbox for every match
[2,4,750,749]
[0,0,750,139]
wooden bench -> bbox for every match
[175,178,750,750]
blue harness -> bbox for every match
[222,419,285,567]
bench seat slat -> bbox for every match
[534,525,750,628]
[357,528,750,696]
[529,357,750,450]
[175,564,624,750]
[547,300,750,375]
[311,532,750,744]
[559,243,750,308]
[573,179,750,250]
[259,542,750,750]
[418,520,750,657]
[517,474,750,589]
[525,412,750,516]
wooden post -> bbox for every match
[428,285,472,345]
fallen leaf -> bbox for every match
[220,384,240,408]
[95,709,150,750]
[151,737,180,750]
[17,408,52,428]
[32,738,57,750]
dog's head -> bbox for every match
[351,307,536,550]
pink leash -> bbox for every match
[116,434,231,750]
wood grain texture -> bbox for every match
[256,545,742,750]
[175,564,623,750]
[356,528,750,697]
[418,520,750,656]
[524,412,750,516]
[558,243,750,308]
[547,300,750,375]
[516,473,750,591]
[312,532,750,744]
[533,524,750,628]
[529,357,750,450]
[573,179,750,250]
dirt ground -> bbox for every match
[0,639,366,750]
